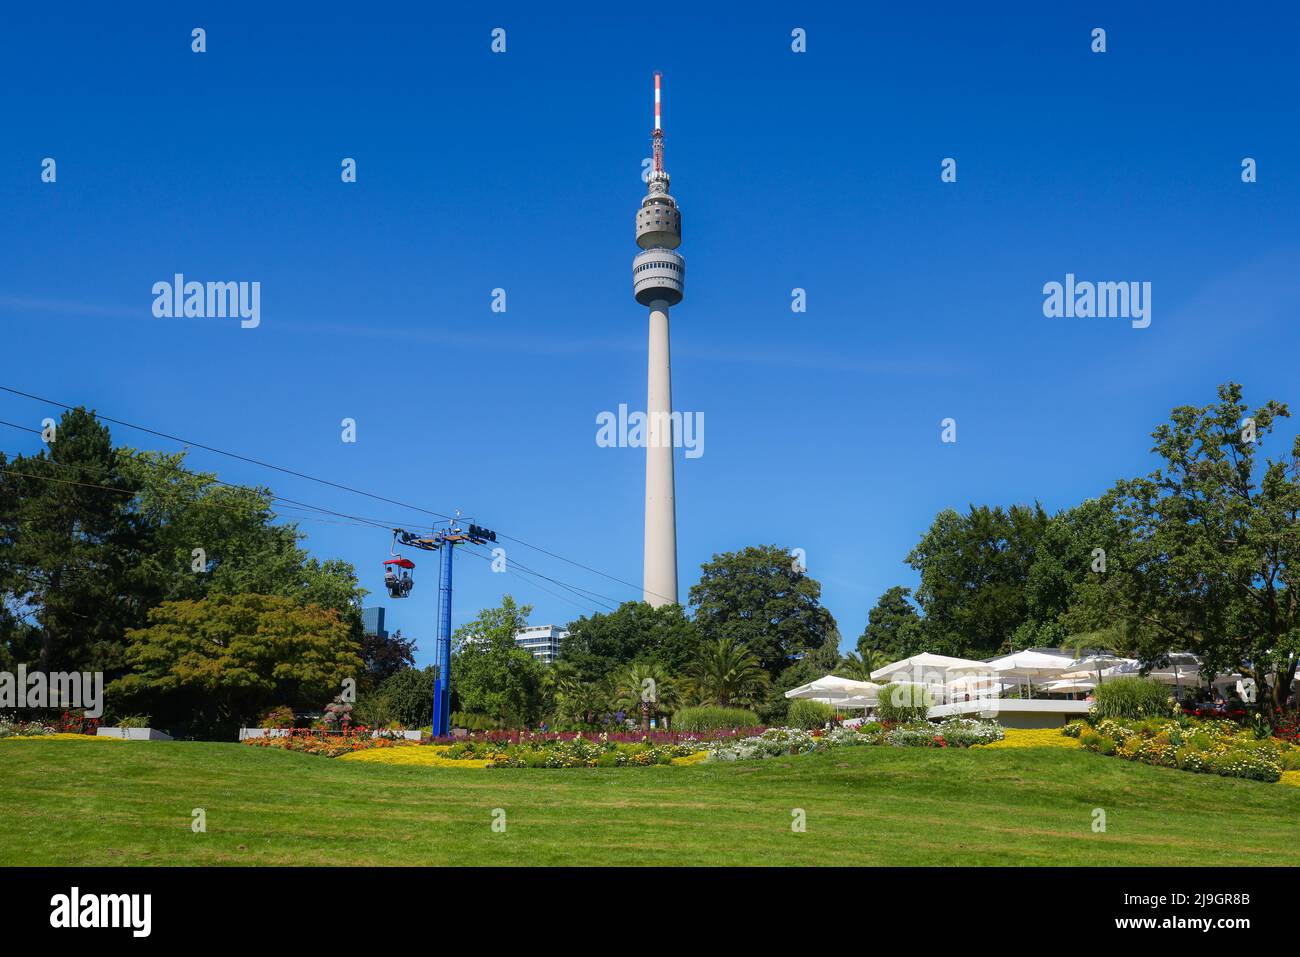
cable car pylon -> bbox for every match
[387,513,498,737]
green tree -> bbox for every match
[119,449,366,642]
[560,601,702,683]
[689,636,770,707]
[451,596,545,727]
[1071,383,1300,723]
[1013,499,1124,649]
[688,544,837,678]
[0,408,149,673]
[905,504,1051,657]
[859,586,924,660]
[109,592,363,736]
[376,665,439,728]
[544,661,610,726]
[611,661,679,731]
[760,631,841,723]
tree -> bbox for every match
[361,628,417,683]
[905,504,1051,657]
[376,665,439,728]
[451,596,545,727]
[560,601,702,683]
[859,586,924,660]
[689,545,837,678]
[1072,383,1300,723]
[688,636,769,707]
[1014,499,1125,650]
[119,449,367,642]
[544,661,610,726]
[837,652,877,682]
[611,662,678,731]
[0,408,149,674]
[108,592,363,736]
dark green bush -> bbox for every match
[1093,677,1173,720]
[672,705,760,732]
[377,666,438,728]
[786,699,835,729]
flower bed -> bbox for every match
[0,716,56,738]
[885,718,1004,749]
[442,734,706,768]
[241,728,408,758]
[1072,716,1292,783]
[429,727,762,746]
[339,745,490,768]
[973,727,1082,750]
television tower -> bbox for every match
[632,71,684,607]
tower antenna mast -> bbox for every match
[653,71,664,171]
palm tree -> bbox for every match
[612,663,678,732]
[689,637,769,707]
[838,651,879,682]
[546,663,609,726]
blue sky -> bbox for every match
[3,3,1299,665]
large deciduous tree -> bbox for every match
[451,596,545,727]
[688,544,837,678]
[905,504,1050,657]
[559,600,702,682]
[109,592,363,735]
[1073,383,1300,722]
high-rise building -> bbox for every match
[633,72,684,608]
[362,606,387,638]
[512,624,568,664]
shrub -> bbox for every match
[709,728,818,761]
[1093,677,1174,720]
[875,683,933,725]
[257,705,295,729]
[352,694,394,729]
[883,718,1003,749]
[786,699,835,730]
[934,718,1004,747]
[885,722,944,748]
[115,715,151,729]
[1062,721,1085,738]
[450,711,500,732]
[672,706,760,733]
[378,666,439,729]
[1207,749,1281,783]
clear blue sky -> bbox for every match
[3,3,1299,666]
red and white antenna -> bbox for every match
[652,71,664,172]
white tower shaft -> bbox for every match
[643,299,677,606]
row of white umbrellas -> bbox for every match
[785,649,1278,710]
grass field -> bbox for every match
[3,739,1299,866]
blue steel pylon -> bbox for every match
[390,518,498,739]
[432,538,454,736]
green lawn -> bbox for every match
[2,740,1298,866]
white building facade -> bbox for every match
[513,625,568,664]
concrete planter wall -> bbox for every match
[96,727,173,741]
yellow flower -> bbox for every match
[338,745,489,768]
[972,728,1082,750]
